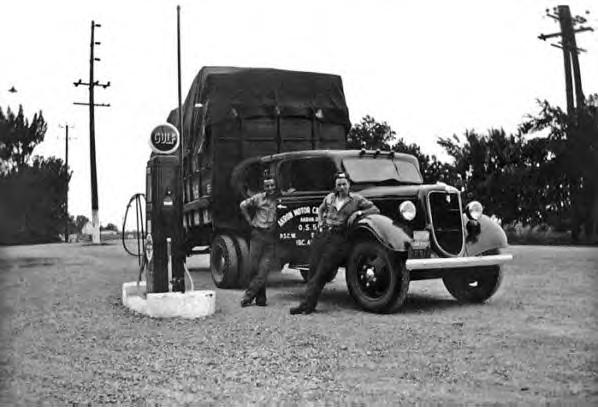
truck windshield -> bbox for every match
[342,158,423,184]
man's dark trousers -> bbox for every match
[245,228,276,302]
[303,230,349,310]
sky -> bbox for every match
[1,0,597,229]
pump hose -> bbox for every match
[183,262,195,292]
[122,193,146,263]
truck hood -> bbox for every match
[353,183,460,200]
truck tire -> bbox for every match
[346,241,410,313]
[210,234,239,288]
[442,249,503,303]
[234,236,251,288]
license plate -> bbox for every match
[412,230,430,249]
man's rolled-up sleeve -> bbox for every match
[240,194,257,210]
[357,196,380,214]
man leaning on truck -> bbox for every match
[290,172,380,315]
[239,176,278,307]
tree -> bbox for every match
[437,129,542,224]
[0,105,70,244]
[347,115,395,150]
[520,95,598,241]
[101,223,118,232]
[75,215,90,233]
[66,215,78,236]
[433,94,598,243]
[0,105,47,172]
[0,156,70,244]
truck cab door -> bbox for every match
[276,194,322,267]
[274,156,338,267]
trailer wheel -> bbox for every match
[234,236,251,288]
[346,241,409,313]
[210,234,239,288]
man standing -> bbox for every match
[290,172,380,315]
[240,176,278,307]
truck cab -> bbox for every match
[226,150,512,312]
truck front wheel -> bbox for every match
[442,249,503,303]
[210,234,239,288]
[346,241,410,313]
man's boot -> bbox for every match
[240,294,253,308]
[255,287,267,306]
[289,303,313,315]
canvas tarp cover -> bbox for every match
[170,66,351,151]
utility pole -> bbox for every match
[73,20,111,244]
[538,5,594,116]
[59,124,74,243]
[539,6,597,242]
[177,6,184,205]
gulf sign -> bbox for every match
[150,123,180,154]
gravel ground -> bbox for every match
[0,243,597,405]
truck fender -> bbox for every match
[349,214,410,252]
[464,214,509,256]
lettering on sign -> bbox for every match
[296,239,311,247]
[278,205,319,227]
[149,123,180,154]
[278,205,319,247]
[152,132,177,145]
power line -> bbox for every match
[73,20,111,244]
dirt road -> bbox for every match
[0,243,596,404]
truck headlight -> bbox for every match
[465,201,483,220]
[399,201,416,221]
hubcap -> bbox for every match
[357,253,389,299]
[365,267,376,283]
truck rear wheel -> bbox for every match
[346,241,410,313]
[210,234,239,288]
[442,249,503,303]
[234,236,251,288]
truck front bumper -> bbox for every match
[406,254,513,271]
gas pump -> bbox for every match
[145,124,185,293]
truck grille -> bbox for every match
[428,191,463,256]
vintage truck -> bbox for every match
[168,66,512,313]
